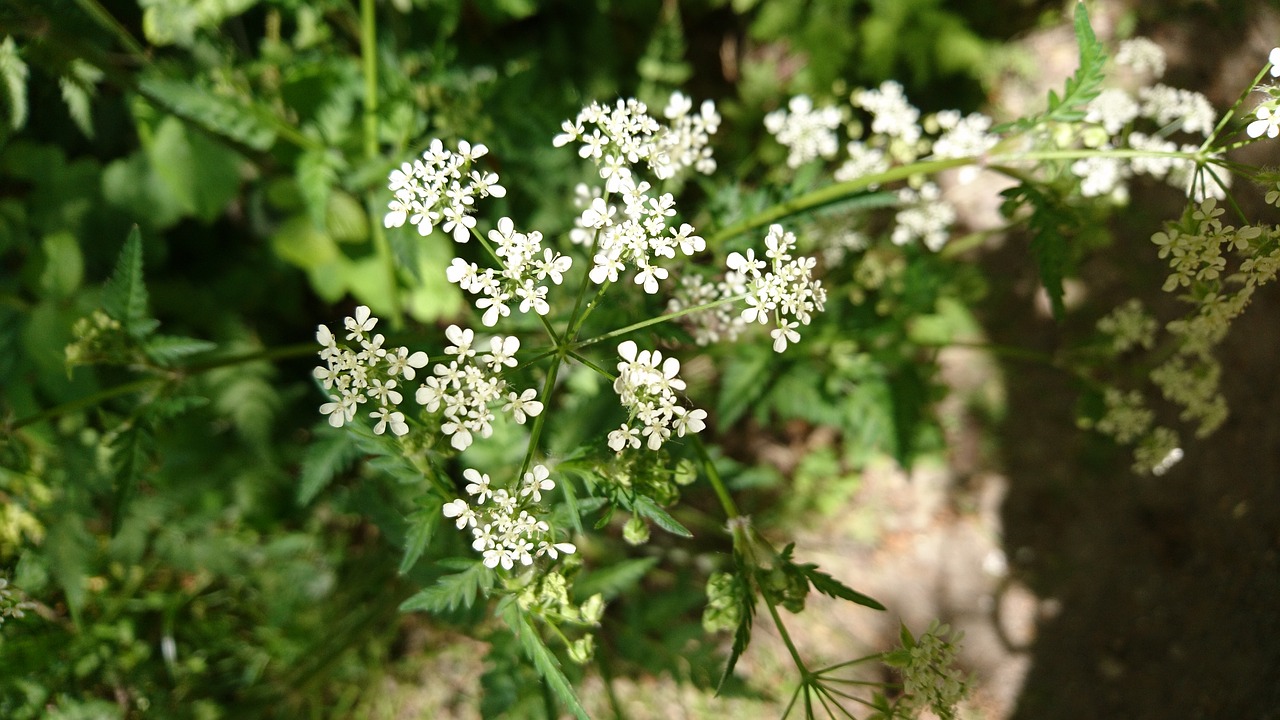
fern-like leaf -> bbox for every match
[998,2,1107,131]
[505,604,590,720]
[109,422,154,536]
[0,37,28,131]
[793,562,886,611]
[717,556,756,693]
[399,560,494,614]
[143,335,217,366]
[399,504,442,575]
[138,76,279,151]
[1000,183,1077,321]
[297,425,363,505]
[102,227,157,339]
[631,494,693,538]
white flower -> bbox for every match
[344,305,377,340]
[483,335,520,370]
[442,498,475,529]
[370,406,409,436]
[1247,105,1280,139]
[771,321,801,352]
[1270,47,1280,77]
[504,389,543,424]
[385,347,429,380]
[520,465,555,502]
[464,468,493,503]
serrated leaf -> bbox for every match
[109,423,154,536]
[58,60,102,139]
[138,75,278,151]
[146,394,209,421]
[632,494,692,538]
[297,149,341,230]
[101,227,154,339]
[143,335,217,366]
[399,561,494,614]
[795,563,886,611]
[505,605,590,720]
[573,557,659,601]
[1000,183,1075,321]
[297,426,363,505]
[717,559,755,693]
[0,36,28,130]
[399,504,442,575]
[996,2,1107,132]
[717,346,773,430]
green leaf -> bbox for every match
[505,604,590,720]
[888,363,929,469]
[573,557,659,601]
[109,423,154,536]
[271,215,341,271]
[59,60,102,139]
[399,504,442,575]
[39,231,84,299]
[297,426,363,505]
[147,117,242,222]
[399,561,494,614]
[717,344,773,430]
[794,562,886,611]
[631,494,692,538]
[143,335,217,366]
[0,36,28,130]
[138,75,278,151]
[297,149,341,230]
[999,2,1107,131]
[101,227,156,339]
[1000,182,1076,321]
[717,559,755,693]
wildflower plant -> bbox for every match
[300,3,1280,716]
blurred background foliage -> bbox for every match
[0,0,1158,716]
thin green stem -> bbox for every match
[1201,62,1272,153]
[570,292,747,351]
[691,437,739,521]
[706,157,975,246]
[567,349,613,381]
[73,0,147,58]
[517,355,562,482]
[360,0,402,329]
[9,343,316,431]
[566,222,606,339]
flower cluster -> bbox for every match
[383,139,505,241]
[315,306,427,436]
[416,325,543,451]
[608,340,706,452]
[1247,48,1280,139]
[0,577,34,626]
[443,465,576,570]
[887,621,971,720]
[554,92,720,187]
[728,224,827,352]
[447,216,573,326]
[1071,38,1231,202]
[892,183,956,252]
[575,179,706,294]
[666,273,749,346]
[853,80,923,146]
[1096,299,1158,354]
[764,94,843,168]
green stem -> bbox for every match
[73,0,146,57]
[761,589,810,676]
[706,157,975,246]
[570,292,747,351]
[360,0,402,329]
[517,355,563,482]
[9,343,316,431]
[691,436,739,521]
[566,223,606,340]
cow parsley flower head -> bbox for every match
[726,225,827,351]
[446,465,575,570]
[315,306,427,435]
[447,216,572,326]
[414,325,540,451]
[852,80,922,145]
[609,340,705,452]
[555,93,720,186]
[383,139,506,241]
[764,94,844,168]
[1116,37,1167,79]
